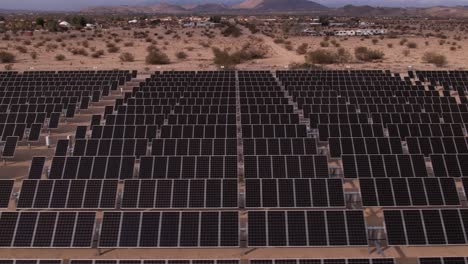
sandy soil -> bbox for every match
[1,25,467,73]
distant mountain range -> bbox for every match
[81,0,468,17]
[82,0,328,14]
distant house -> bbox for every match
[355,29,387,36]
[303,28,320,36]
[335,30,355,36]
[58,21,71,29]
[128,19,138,24]
[85,23,96,29]
[196,21,215,28]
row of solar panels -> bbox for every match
[3,177,466,209]
[0,258,418,264]
[0,210,380,247]
[302,104,468,115]
[26,154,468,180]
[54,138,319,157]
[309,113,468,128]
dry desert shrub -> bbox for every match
[0,51,15,63]
[16,46,28,53]
[221,25,242,38]
[296,43,309,55]
[354,46,384,62]
[407,42,418,49]
[422,52,447,67]
[119,52,135,62]
[175,51,188,60]
[71,48,88,56]
[320,41,330,47]
[55,54,66,61]
[212,43,267,67]
[305,48,351,65]
[91,50,105,58]
[146,49,170,65]
[107,43,120,53]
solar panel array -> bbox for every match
[0,71,133,159]
[0,261,62,264]
[70,261,239,264]
[2,69,468,255]
[419,258,468,264]
[250,260,395,264]
[277,69,468,248]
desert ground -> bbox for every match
[1,23,468,73]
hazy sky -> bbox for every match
[1,0,468,11]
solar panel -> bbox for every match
[139,156,237,179]
[431,154,468,177]
[70,260,239,264]
[241,125,308,138]
[152,139,237,156]
[244,155,329,178]
[309,113,369,129]
[28,124,42,142]
[384,209,468,245]
[17,180,118,209]
[121,179,238,209]
[245,179,344,208]
[75,126,87,139]
[28,157,46,179]
[407,137,468,156]
[342,154,428,178]
[388,124,464,139]
[99,211,239,248]
[73,139,148,158]
[0,260,62,264]
[91,125,158,140]
[55,139,69,156]
[318,124,384,142]
[2,136,18,158]
[160,125,237,138]
[371,113,441,127]
[247,210,368,247]
[329,137,403,158]
[243,138,317,155]
[48,113,60,129]
[0,180,13,208]
[250,260,394,264]
[240,114,300,125]
[0,211,95,248]
[360,178,460,207]
[49,156,135,179]
[419,258,468,264]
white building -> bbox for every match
[335,30,356,36]
[58,21,71,29]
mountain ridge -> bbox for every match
[81,0,468,17]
